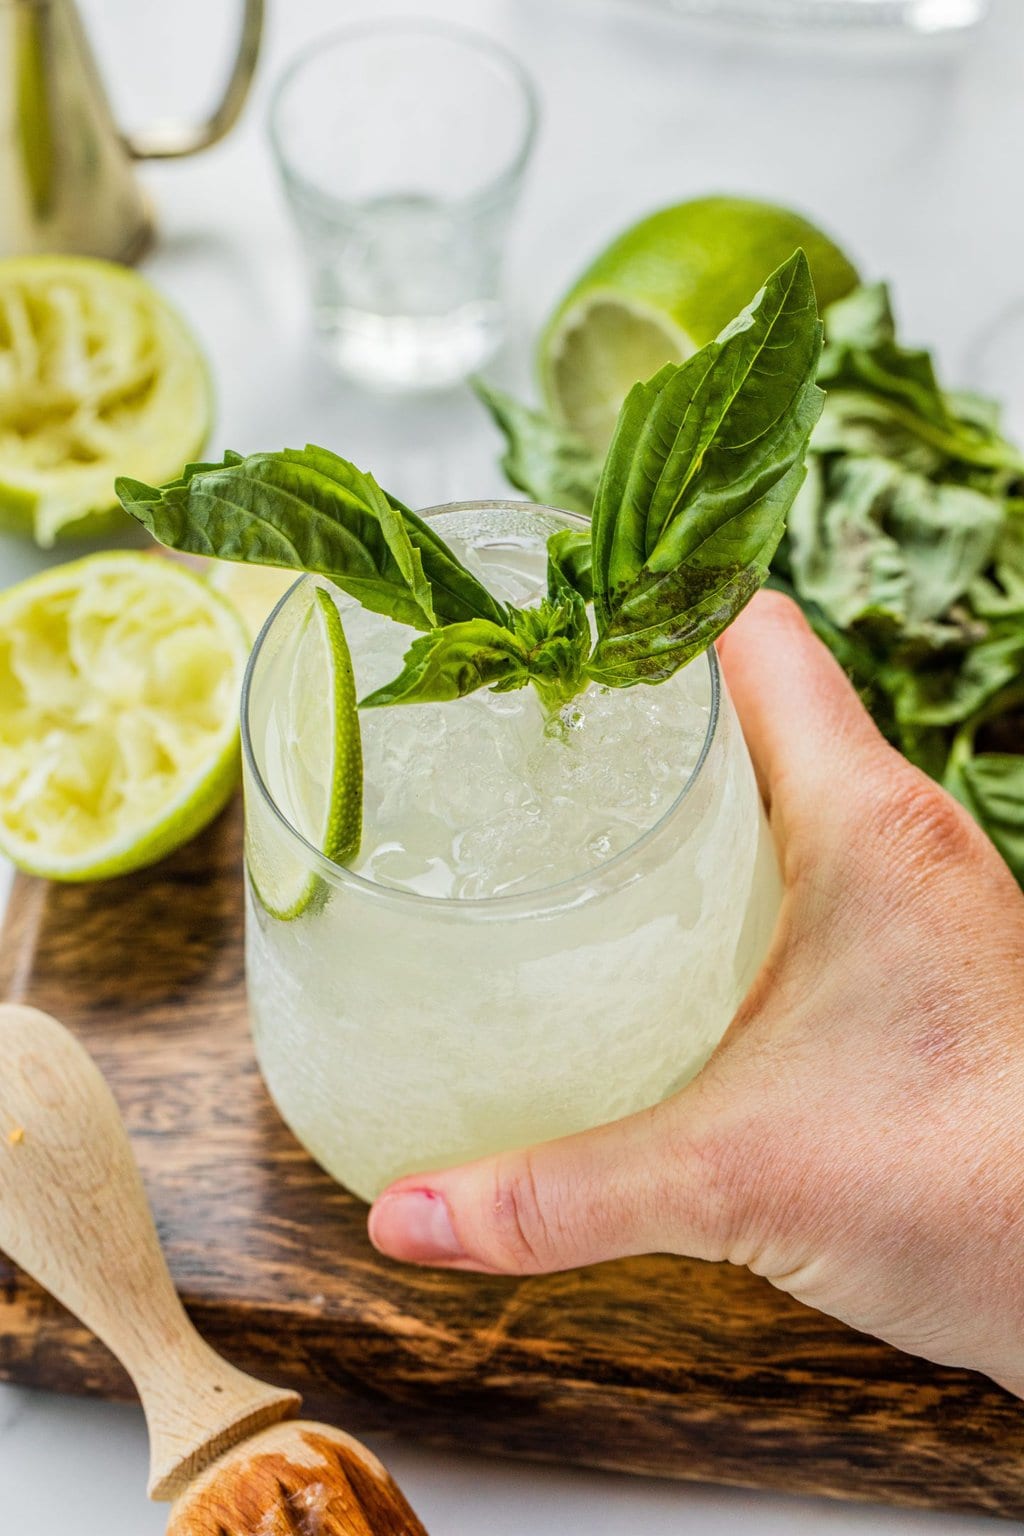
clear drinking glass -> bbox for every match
[242,503,782,1202]
[268,23,538,392]
[664,0,989,31]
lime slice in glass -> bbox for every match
[539,196,859,452]
[0,552,249,880]
[0,256,212,547]
[247,583,362,920]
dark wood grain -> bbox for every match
[2,798,1024,1520]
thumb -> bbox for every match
[716,589,891,848]
[368,1084,736,1274]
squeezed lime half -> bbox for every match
[0,552,248,880]
[0,256,212,546]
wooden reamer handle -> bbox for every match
[0,1004,299,1499]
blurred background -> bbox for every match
[4,0,1014,556]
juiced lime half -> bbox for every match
[0,256,212,547]
[540,196,859,451]
[0,552,248,880]
[247,584,362,920]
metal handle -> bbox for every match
[126,0,263,159]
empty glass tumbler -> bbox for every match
[269,22,538,392]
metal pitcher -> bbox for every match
[0,0,263,262]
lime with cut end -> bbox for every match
[0,256,213,548]
[540,196,859,452]
[207,562,299,644]
[0,552,249,881]
[247,583,362,920]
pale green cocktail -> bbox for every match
[242,502,781,1201]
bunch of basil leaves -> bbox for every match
[475,282,1024,890]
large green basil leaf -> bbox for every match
[886,630,1024,729]
[970,501,1024,619]
[819,283,951,430]
[588,250,824,683]
[473,380,602,518]
[117,446,505,632]
[818,285,1024,476]
[789,454,1003,630]
[393,493,510,628]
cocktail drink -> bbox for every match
[243,503,781,1200]
[119,251,823,1205]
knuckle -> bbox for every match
[657,1095,755,1261]
[486,1154,562,1272]
[861,761,983,872]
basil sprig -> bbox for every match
[588,250,823,684]
[117,251,822,713]
[359,597,588,715]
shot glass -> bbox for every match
[269,21,538,392]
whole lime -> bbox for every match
[540,196,858,450]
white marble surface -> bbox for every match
[2,0,1024,1528]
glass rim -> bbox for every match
[267,19,540,218]
[240,499,723,915]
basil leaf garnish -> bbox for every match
[588,249,824,685]
[363,598,591,713]
[116,446,504,631]
[360,619,528,707]
[475,266,1023,888]
[508,596,590,713]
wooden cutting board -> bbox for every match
[2,798,1024,1521]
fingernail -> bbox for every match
[368,1188,466,1264]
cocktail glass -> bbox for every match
[242,502,782,1201]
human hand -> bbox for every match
[368,591,1024,1399]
